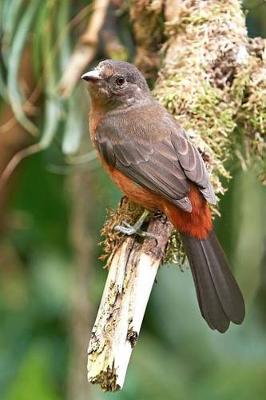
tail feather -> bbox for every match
[181,230,245,333]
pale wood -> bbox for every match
[87,216,173,391]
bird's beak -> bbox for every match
[81,69,102,82]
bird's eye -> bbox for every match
[115,76,125,86]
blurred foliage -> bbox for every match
[0,1,266,400]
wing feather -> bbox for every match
[95,103,216,211]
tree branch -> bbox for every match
[87,215,173,391]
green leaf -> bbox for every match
[1,0,24,60]
[62,89,85,155]
[40,96,61,149]
[7,0,40,134]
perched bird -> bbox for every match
[82,60,245,333]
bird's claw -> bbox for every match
[114,222,157,240]
[114,210,158,240]
[121,221,132,229]
[114,223,140,236]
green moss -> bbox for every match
[235,59,266,184]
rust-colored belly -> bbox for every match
[105,164,160,210]
[103,163,212,239]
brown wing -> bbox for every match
[95,103,216,212]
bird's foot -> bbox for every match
[114,222,157,239]
[114,210,157,240]
[114,222,145,237]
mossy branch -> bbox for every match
[154,0,265,192]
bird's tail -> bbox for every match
[181,230,245,333]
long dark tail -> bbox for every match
[181,230,245,333]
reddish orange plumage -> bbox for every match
[163,185,212,239]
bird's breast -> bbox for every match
[104,164,160,210]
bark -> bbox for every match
[87,215,172,391]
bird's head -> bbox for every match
[81,60,150,110]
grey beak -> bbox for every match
[81,69,102,82]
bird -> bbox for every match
[81,59,245,333]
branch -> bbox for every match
[154,0,265,191]
[87,216,173,391]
